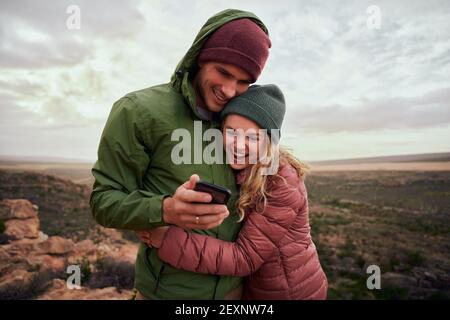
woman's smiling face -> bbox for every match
[222,114,265,170]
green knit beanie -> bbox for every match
[220,84,286,137]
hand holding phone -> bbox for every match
[162,175,230,230]
[194,180,232,205]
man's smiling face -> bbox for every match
[193,61,252,113]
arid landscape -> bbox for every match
[307,170,450,299]
[0,153,449,300]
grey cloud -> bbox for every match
[0,94,48,131]
[0,93,101,131]
[0,0,145,39]
[0,0,144,69]
[0,36,92,69]
[266,0,450,95]
[40,96,101,126]
[285,87,450,133]
[0,80,44,96]
[0,96,100,160]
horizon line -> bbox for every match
[1,151,450,165]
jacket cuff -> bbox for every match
[144,192,170,226]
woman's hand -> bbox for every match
[137,227,170,248]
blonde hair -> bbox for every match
[236,139,310,222]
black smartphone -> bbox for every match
[194,180,232,205]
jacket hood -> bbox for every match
[169,9,269,119]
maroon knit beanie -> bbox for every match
[198,18,271,82]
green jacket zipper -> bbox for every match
[153,264,166,295]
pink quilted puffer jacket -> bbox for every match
[158,163,328,299]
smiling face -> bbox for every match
[223,114,267,170]
[193,62,252,113]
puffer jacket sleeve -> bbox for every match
[158,170,305,276]
[90,97,168,230]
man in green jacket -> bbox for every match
[90,9,271,299]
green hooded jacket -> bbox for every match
[89,9,269,299]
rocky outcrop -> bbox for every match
[0,199,138,300]
[35,236,74,255]
[1,199,40,239]
[0,199,39,220]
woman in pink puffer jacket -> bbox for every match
[140,85,328,300]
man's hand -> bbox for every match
[162,174,229,230]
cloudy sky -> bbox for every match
[1,0,449,162]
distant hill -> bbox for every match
[310,152,450,166]
[1,152,449,185]
[0,160,94,185]
[3,152,450,167]
[0,155,93,164]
